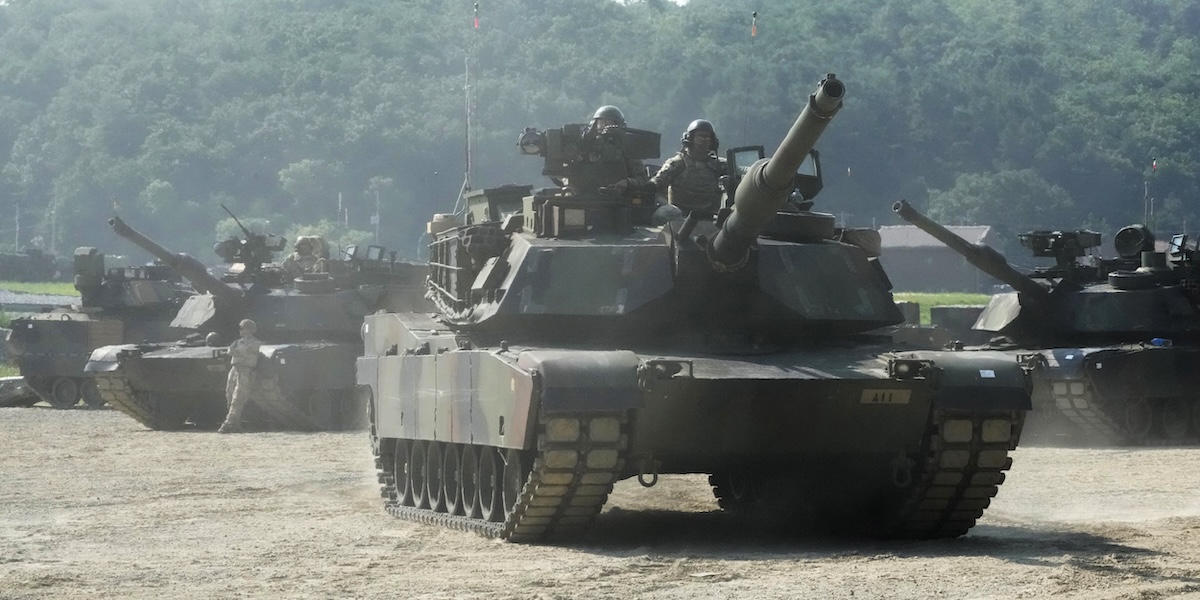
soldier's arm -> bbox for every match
[650,155,684,191]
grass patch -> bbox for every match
[0,281,79,296]
[0,363,18,377]
[894,292,992,325]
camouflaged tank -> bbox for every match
[357,74,1032,543]
[5,248,189,409]
[85,212,428,431]
[895,199,1200,445]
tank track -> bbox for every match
[252,376,360,431]
[373,412,628,542]
[884,407,1023,538]
[1041,377,1200,446]
[250,375,315,431]
[1042,377,1127,442]
[709,408,1023,539]
[94,373,190,430]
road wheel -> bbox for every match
[410,441,430,509]
[48,377,80,409]
[502,448,531,520]
[392,440,414,507]
[459,445,480,519]
[1124,398,1153,442]
[80,379,105,409]
[477,447,502,522]
[1161,398,1191,440]
[426,442,446,513]
[443,444,464,516]
[305,389,337,430]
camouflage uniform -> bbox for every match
[566,129,647,195]
[282,252,320,276]
[651,151,726,217]
[218,319,261,433]
[281,236,327,277]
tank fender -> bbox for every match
[516,350,641,412]
[84,343,140,373]
[897,350,1032,411]
[1033,348,1086,381]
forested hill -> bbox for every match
[1,0,1198,260]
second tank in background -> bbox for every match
[86,212,429,431]
[895,199,1200,445]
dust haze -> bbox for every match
[4,408,1200,599]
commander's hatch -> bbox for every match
[724,146,824,210]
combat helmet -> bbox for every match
[590,105,626,127]
[682,119,719,152]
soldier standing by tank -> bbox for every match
[218,319,261,433]
[568,105,650,196]
[650,119,728,217]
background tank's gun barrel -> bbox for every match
[709,74,845,268]
[892,200,1049,301]
[109,215,243,303]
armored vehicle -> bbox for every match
[894,199,1200,445]
[5,248,189,408]
[357,74,1031,543]
[0,375,40,408]
[0,248,64,282]
[86,212,428,431]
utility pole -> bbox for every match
[374,189,381,243]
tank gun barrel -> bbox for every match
[108,215,243,303]
[710,74,846,268]
[892,200,1049,301]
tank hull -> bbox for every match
[1014,344,1200,446]
[359,312,1029,542]
[7,310,179,409]
[86,341,367,431]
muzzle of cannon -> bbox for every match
[892,200,1049,302]
[709,73,846,268]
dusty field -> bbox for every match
[4,407,1200,599]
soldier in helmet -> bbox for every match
[650,119,728,217]
[281,236,327,278]
[218,318,262,433]
[567,105,650,197]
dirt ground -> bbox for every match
[4,407,1200,600]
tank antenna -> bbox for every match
[453,3,480,217]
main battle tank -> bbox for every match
[894,199,1200,444]
[5,248,189,408]
[85,211,428,430]
[357,74,1032,543]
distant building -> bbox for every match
[877,225,1003,293]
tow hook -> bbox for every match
[637,455,659,488]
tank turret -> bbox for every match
[893,199,1200,445]
[87,210,429,432]
[710,74,845,268]
[6,245,189,410]
[108,215,243,304]
[892,199,1049,302]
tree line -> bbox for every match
[1,0,1197,262]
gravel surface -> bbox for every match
[3,407,1200,599]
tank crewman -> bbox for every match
[218,318,262,434]
[568,105,650,196]
[281,236,328,277]
[650,119,728,217]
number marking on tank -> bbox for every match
[860,389,912,404]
